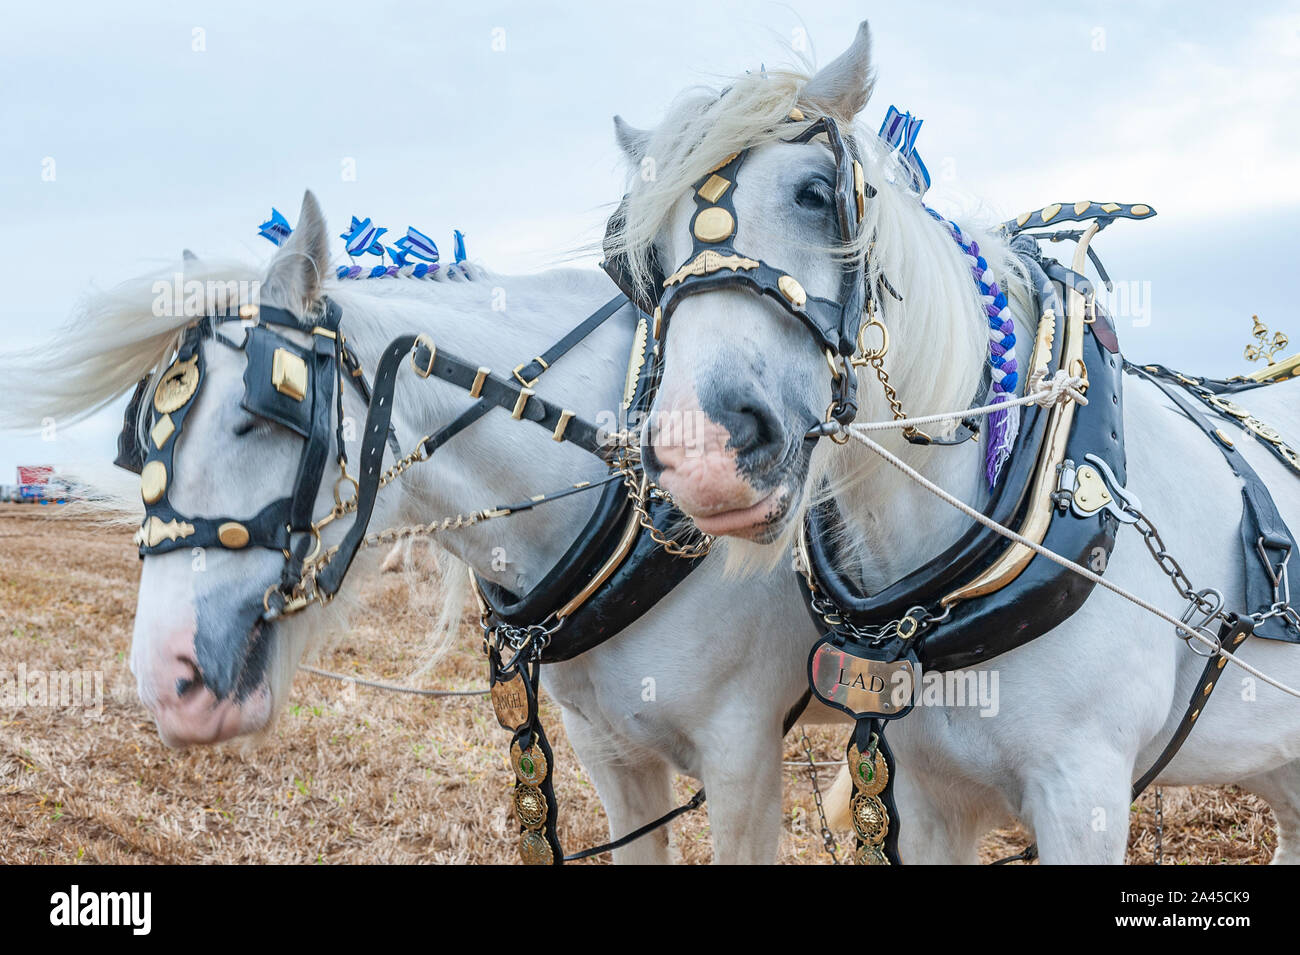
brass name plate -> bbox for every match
[490,671,530,732]
[809,642,915,719]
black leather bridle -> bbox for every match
[115,300,389,614]
[604,112,874,428]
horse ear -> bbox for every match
[265,190,329,313]
[801,20,875,120]
[613,115,651,164]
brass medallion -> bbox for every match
[777,275,807,309]
[1244,416,1283,443]
[1207,395,1248,419]
[140,460,167,505]
[490,671,529,731]
[511,740,549,786]
[514,784,548,829]
[854,844,891,866]
[153,357,200,413]
[847,743,888,797]
[217,521,250,548]
[519,830,554,865]
[851,793,889,845]
[693,207,735,244]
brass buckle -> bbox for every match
[411,334,437,378]
[513,357,548,388]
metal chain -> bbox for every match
[800,728,840,864]
[850,309,923,442]
[1130,506,1224,619]
[615,459,713,559]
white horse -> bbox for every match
[630,20,1300,863]
[2,191,822,864]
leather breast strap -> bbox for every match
[1126,362,1299,641]
[313,331,618,602]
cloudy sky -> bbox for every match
[2,1,1298,478]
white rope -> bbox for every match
[832,414,1300,701]
[298,664,488,698]
[849,369,1089,434]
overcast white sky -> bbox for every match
[2,1,1298,478]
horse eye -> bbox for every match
[796,179,834,211]
[232,415,270,438]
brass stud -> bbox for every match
[1131,204,1151,216]
[552,410,575,443]
[853,160,866,221]
[271,347,308,401]
[1100,202,1121,213]
[1218,658,1228,669]
[778,275,807,308]
[652,306,663,340]
[470,367,490,399]
[1235,631,1248,644]
[788,107,805,121]
[140,460,167,505]
[511,387,535,420]
[150,413,175,449]
[693,206,735,243]
[1190,708,1201,720]
[1203,682,1215,696]
[697,174,731,204]
[1074,200,1091,215]
[1016,211,1032,227]
[1214,428,1234,448]
[218,522,250,548]
[238,303,259,320]
[1040,202,1062,223]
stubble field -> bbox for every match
[0,505,1276,864]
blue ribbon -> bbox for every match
[257,208,292,246]
[340,216,387,258]
[393,226,440,263]
[879,106,931,195]
[453,229,467,264]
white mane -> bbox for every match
[605,63,1037,572]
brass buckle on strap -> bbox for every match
[513,357,549,388]
[411,334,437,378]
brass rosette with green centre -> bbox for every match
[514,784,549,829]
[855,844,890,866]
[511,739,549,787]
[851,792,890,845]
[518,829,554,865]
[847,739,888,797]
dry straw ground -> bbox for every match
[0,504,1277,864]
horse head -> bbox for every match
[619,20,994,552]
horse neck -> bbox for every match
[330,269,633,593]
[822,207,1033,594]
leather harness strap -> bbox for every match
[1127,362,1300,642]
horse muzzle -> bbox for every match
[644,378,804,541]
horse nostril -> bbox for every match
[712,393,785,469]
[175,658,206,699]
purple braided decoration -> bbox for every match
[926,209,1020,487]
